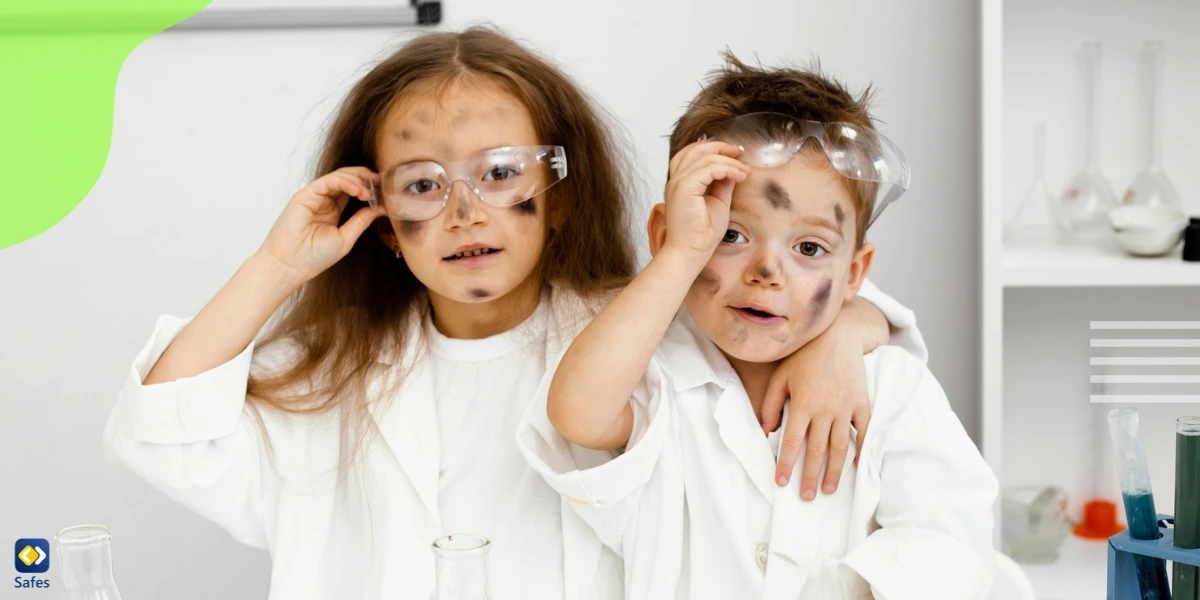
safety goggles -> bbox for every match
[368,145,568,222]
[703,112,910,226]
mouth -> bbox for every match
[730,304,785,325]
[444,244,502,262]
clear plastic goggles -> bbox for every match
[704,112,910,226]
[368,145,568,222]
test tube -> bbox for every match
[1175,416,1200,599]
[1108,407,1171,599]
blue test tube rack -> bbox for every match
[1108,514,1200,599]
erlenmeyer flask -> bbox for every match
[1058,42,1117,242]
[55,525,123,600]
[431,534,492,600]
[1005,124,1071,246]
[1121,41,1182,211]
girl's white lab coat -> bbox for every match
[102,281,919,600]
[517,309,996,600]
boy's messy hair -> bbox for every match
[669,52,877,246]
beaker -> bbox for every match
[55,525,123,600]
[1108,408,1171,600]
[1004,123,1072,246]
[1174,416,1200,599]
[1122,42,1182,211]
[1059,42,1117,242]
[431,534,492,600]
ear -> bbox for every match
[375,217,398,250]
[842,242,875,301]
[647,203,668,257]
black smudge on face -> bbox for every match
[399,220,425,237]
[755,266,773,280]
[809,278,834,324]
[696,268,721,296]
[511,198,537,216]
[455,202,471,220]
[764,179,792,210]
[834,204,846,229]
[469,289,491,299]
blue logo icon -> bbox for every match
[14,539,49,574]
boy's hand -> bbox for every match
[662,141,752,258]
[761,297,889,500]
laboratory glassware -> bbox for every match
[1122,42,1182,212]
[1005,124,1071,246]
[1059,42,1117,242]
[1175,417,1200,599]
[1108,408,1171,599]
[431,534,492,600]
[55,525,123,600]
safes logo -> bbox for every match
[14,539,49,574]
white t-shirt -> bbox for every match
[428,301,564,600]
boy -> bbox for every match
[518,55,998,599]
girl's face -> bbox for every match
[376,79,548,308]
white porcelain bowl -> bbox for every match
[1109,205,1189,257]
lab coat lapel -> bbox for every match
[371,322,442,527]
[712,382,778,504]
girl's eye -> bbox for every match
[722,230,747,244]
[404,179,441,195]
[795,241,826,257]
[484,166,518,181]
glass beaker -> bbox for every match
[431,534,492,600]
[1174,416,1200,599]
[55,525,123,600]
[1107,408,1170,600]
[1059,42,1117,242]
[1122,41,1182,211]
[1005,123,1072,246]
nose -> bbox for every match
[744,249,784,289]
[443,179,489,229]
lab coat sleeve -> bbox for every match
[841,348,998,600]
[856,278,928,364]
[518,355,673,555]
[103,314,276,551]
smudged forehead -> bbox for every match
[376,78,540,169]
[730,156,854,230]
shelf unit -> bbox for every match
[982,1,1200,598]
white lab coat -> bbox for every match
[518,309,997,600]
[103,280,920,600]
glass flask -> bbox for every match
[1058,42,1117,242]
[431,534,492,600]
[1121,41,1182,211]
[1004,123,1072,246]
[55,525,123,600]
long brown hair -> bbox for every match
[246,26,636,462]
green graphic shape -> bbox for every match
[0,1,211,250]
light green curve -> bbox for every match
[0,0,212,250]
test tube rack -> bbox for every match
[1108,514,1200,599]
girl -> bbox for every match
[103,27,924,600]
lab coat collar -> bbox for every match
[659,307,737,392]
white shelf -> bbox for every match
[1015,536,1110,600]
[1003,243,1200,287]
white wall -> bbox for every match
[0,1,980,598]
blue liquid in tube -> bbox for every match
[1123,491,1172,600]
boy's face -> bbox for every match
[682,153,872,363]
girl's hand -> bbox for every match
[662,141,752,259]
[761,296,890,500]
[256,166,385,286]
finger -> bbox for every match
[822,417,851,494]
[852,405,872,467]
[670,141,746,176]
[338,205,385,249]
[676,156,752,195]
[800,417,832,501]
[707,178,736,207]
[334,165,380,183]
[309,172,370,205]
[760,371,790,434]
[774,411,809,488]
[328,171,374,201]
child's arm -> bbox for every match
[547,141,751,450]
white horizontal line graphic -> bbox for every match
[1091,322,1200,330]
[1091,357,1200,366]
[1091,375,1200,384]
[1090,395,1200,403]
[1091,339,1200,348]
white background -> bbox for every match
[0,1,980,598]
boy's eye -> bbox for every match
[483,165,518,181]
[794,241,826,257]
[722,230,747,244]
[405,179,441,195]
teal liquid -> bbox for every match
[1123,491,1171,600]
[1175,430,1200,599]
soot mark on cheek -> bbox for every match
[809,278,834,323]
[696,268,721,296]
[511,198,537,216]
[399,220,426,237]
[764,179,793,210]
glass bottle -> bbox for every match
[55,525,123,600]
[1059,42,1117,242]
[431,534,492,600]
[1107,408,1170,600]
[1122,41,1182,211]
[1004,123,1071,246]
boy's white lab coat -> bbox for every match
[518,309,996,600]
[103,280,919,600]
